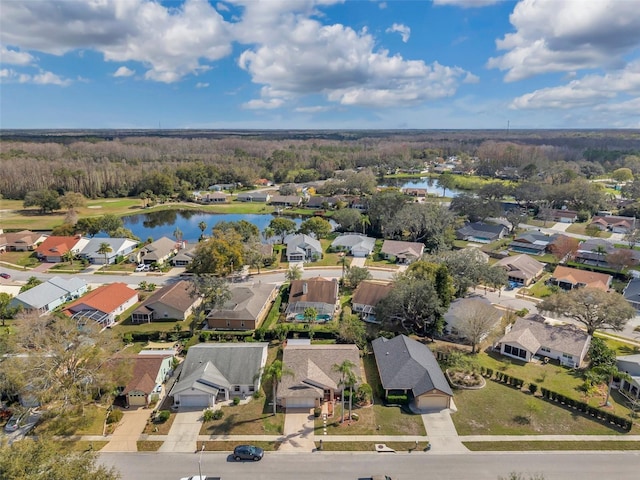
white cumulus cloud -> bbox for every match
[113,66,135,77]
[0,45,34,65]
[386,23,410,43]
[196,82,209,88]
[433,0,500,7]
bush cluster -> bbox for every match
[386,394,409,405]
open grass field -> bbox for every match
[451,380,633,436]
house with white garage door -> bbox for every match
[278,341,361,410]
[372,334,453,411]
[171,343,268,408]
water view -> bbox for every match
[382,178,461,198]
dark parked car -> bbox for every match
[233,445,264,461]
[0,273,10,279]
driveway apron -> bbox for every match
[159,408,203,453]
[101,408,150,452]
[421,409,468,454]
[279,408,315,452]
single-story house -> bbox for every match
[549,266,612,292]
[78,237,138,264]
[401,187,429,198]
[194,192,229,203]
[574,238,640,268]
[11,276,88,314]
[372,334,453,411]
[171,343,268,407]
[510,232,554,256]
[121,354,174,407]
[617,354,640,400]
[495,254,544,286]
[3,230,48,251]
[443,296,503,340]
[456,222,508,244]
[329,234,375,257]
[237,192,271,202]
[351,280,393,323]
[208,183,236,192]
[63,282,138,327]
[0,234,7,253]
[136,236,178,265]
[278,341,361,409]
[285,234,323,263]
[131,280,201,323]
[306,196,338,209]
[172,243,197,266]
[270,195,302,207]
[590,215,636,234]
[537,208,579,223]
[623,278,640,310]
[380,239,424,264]
[286,278,339,318]
[35,235,87,262]
[495,315,591,368]
[206,283,279,330]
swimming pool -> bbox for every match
[293,313,332,323]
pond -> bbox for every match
[380,177,461,197]
[120,210,331,243]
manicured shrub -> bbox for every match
[156,410,171,423]
[528,383,538,395]
[212,409,224,420]
[203,409,216,422]
[485,368,493,378]
[232,397,241,406]
[313,407,322,418]
[386,394,409,405]
[106,409,123,425]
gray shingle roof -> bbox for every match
[285,234,322,255]
[13,276,87,309]
[372,335,453,397]
[330,234,375,253]
[207,283,277,321]
[142,236,177,261]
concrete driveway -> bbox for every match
[349,257,366,268]
[421,408,467,454]
[159,408,203,453]
[279,408,315,452]
[102,408,151,452]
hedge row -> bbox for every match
[386,394,409,405]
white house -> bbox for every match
[11,276,88,315]
[79,237,138,264]
[329,234,375,257]
[285,234,323,263]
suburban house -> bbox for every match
[590,215,636,234]
[372,334,453,411]
[510,232,555,256]
[172,243,197,266]
[11,276,88,314]
[306,196,338,209]
[78,237,137,264]
[456,222,508,244]
[380,239,424,264]
[617,354,640,401]
[443,296,503,339]
[121,353,174,407]
[329,234,376,257]
[538,208,579,223]
[194,191,229,203]
[131,280,201,323]
[351,280,393,323]
[574,238,640,268]
[270,195,302,207]
[35,235,88,263]
[236,192,271,202]
[278,341,361,409]
[0,234,6,253]
[208,183,236,192]
[171,343,268,408]
[495,254,544,286]
[495,315,591,368]
[623,278,640,310]
[3,230,47,251]
[401,187,429,198]
[206,283,279,330]
[136,236,178,265]
[63,282,138,327]
[286,278,339,318]
[549,266,612,292]
[285,234,323,263]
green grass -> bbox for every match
[261,287,285,330]
[524,274,554,298]
[34,404,108,437]
[200,395,285,435]
[316,403,425,436]
[451,380,630,436]
[47,263,88,273]
[463,441,640,451]
[137,441,164,451]
[198,440,281,451]
[0,251,40,267]
[113,317,188,334]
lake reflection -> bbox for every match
[381,178,460,198]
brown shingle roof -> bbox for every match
[64,283,138,315]
[498,318,590,358]
[122,355,172,395]
[289,278,338,305]
[352,280,393,307]
[380,240,424,258]
[551,266,611,291]
[134,280,196,315]
[496,254,544,280]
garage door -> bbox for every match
[128,391,147,407]
[178,394,211,408]
[285,397,316,409]
[417,395,450,411]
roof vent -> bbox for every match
[302,282,308,295]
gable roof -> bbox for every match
[133,280,197,315]
[306,196,337,208]
[173,343,268,394]
[591,215,636,229]
[122,354,172,395]
[80,237,137,257]
[4,230,44,246]
[285,233,322,254]
[207,283,277,321]
[623,278,640,304]
[380,239,424,259]
[13,276,87,309]
[372,335,452,397]
[495,254,544,279]
[35,236,81,257]
[289,278,338,305]
[513,232,553,245]
[271,195,301,204]
[64,282,138,315]
[457,222,507,239]
[498,317,590,358]
[330,234,375,252]
[279,344,361,399]
[142,236,177,261]
[551,266,612,291]
[352,280,393,307]
[444,297,503,333]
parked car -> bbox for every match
[179,476,220,480]
[135,264,146,272]
[0,273,10,279]
[4,410,28,432]
[233,445,264,461]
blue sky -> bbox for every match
[1,0,639,129]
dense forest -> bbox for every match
[1,129,640,200]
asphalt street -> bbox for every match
[99,451,640,480]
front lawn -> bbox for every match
[0,251,40,267]
[200,396,285,435]
[113,318,188,334]
[198,440,280,451]
[463,441,640,451]
[34,404,109,437]
[317,402,425,436]
[451,380,631,436]
[142,411,176,435]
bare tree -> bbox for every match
[455,301,502,353]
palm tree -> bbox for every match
[263,227,274,242]
[198,221,207,239]
[360,215,370,234]
[260,360,294,415]
[344,369,359,422]
[62,250,74,265]
[97,242,113,266]
[332,359,356,423]
[173,227,183,244]
[592,244,607,266]
[285,265,302,282]
[593,364,632,407]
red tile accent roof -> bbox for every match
[35,236,80,257]
[64,282,138,315]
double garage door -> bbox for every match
[416,394,450,411]
[178,394,212,408]
[285,397,316,409]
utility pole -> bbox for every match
[197,444,205,479]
